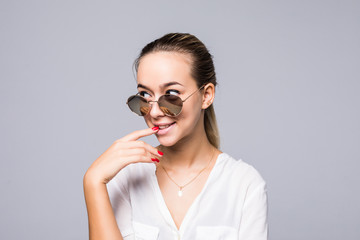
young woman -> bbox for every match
[84,33,268,240]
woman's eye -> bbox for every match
[166,89,180,95]
[138,91,151,99]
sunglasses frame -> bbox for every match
[126,85,205,117]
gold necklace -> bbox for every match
[159,148,216,197]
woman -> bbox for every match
[84,33,268,240]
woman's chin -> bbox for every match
[156,135,178,147]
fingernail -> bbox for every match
[152,126,159,131]
[158,150,163,156]
[151,158,159,163]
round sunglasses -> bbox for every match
[126,85,205,117]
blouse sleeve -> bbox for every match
[238,174,268,240]
[106,168,135,240]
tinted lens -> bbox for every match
[127,95,150,116]
[158,95,183,116]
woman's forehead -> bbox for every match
[136,52,196,89]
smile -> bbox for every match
[154,122,176,135]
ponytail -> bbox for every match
[204,105,220,149]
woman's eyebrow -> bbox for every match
[137,81,183,90]
[137,83,151,90]
[161,81,184,88]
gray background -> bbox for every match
[1,0,359,239]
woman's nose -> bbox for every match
[148,101,165,118]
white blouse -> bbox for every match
[107,153,268,240]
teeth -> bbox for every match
[158,124,172,129]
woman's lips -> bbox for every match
[155,122,175,135]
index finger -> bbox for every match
[120,127,159,142]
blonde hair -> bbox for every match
[134,33,220,148]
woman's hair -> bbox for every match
[134,33,220,149]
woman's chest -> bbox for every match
[156,168,212,229]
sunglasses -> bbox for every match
[126,85,205,117]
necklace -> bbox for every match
[159,148,216,197]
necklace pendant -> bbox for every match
[178,188,183,197]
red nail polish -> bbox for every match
[152,126,159,131]
[151,158,159,162]
[158,150,163,156]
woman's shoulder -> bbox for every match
[216,152,266,187]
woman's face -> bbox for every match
[136,51,204,147]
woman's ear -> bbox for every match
[201,83,215,109]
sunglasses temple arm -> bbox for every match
[182,85,205,102]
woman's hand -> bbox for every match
[84,127,162,186]
[83,127,161,240]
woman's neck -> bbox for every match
[159,130,215,171]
